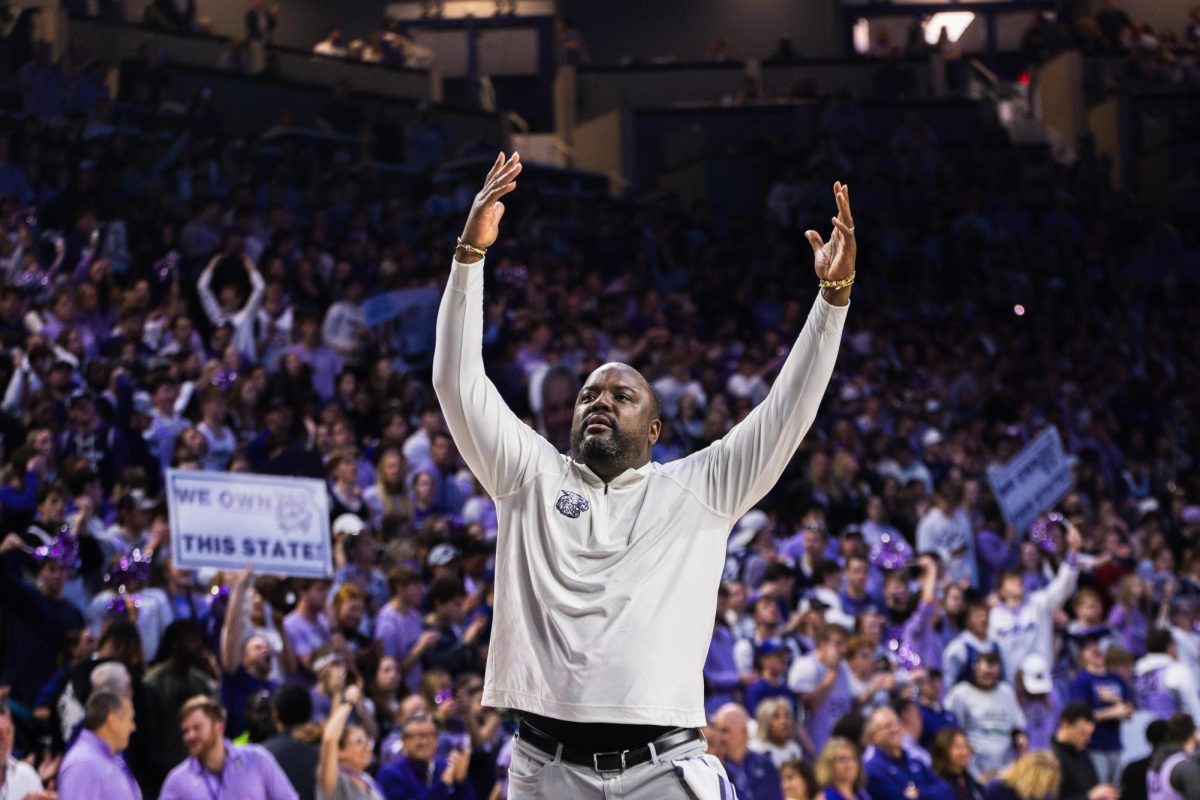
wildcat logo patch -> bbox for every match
[555,490,590,519]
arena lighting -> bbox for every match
[922,11,976,45]
[852,17,871,55]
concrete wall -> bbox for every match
[558,0,844,63]
[1090,0,1192,39]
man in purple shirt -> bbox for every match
[159,695,298,800]
[59,691,142,800]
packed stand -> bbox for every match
[0,15,1197,800]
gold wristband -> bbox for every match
[817,271,856,290]
[456,238,487,258]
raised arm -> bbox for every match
[676,183,855,519]
[197,255,227,325]
[432,153,560,498]
[220,566,253,674]
[318,685,358,798]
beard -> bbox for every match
[570,422,640,465]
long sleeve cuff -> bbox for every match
[449,258,485,292]
[812,292,851,334]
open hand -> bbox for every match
[806,182,856,286]
[460,152,523,253]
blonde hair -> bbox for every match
[754,697,793,744]
[815,737,863,790]
[1001,751,1061,800]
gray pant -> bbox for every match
[507,731,737,799]
[1090,750,1123,785]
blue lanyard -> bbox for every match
[202,765,224,800]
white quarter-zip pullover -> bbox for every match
[433,259,847,727]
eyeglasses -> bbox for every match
[347,736,375,749]
[404,731,436,740]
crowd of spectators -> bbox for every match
[0,3,1197,799]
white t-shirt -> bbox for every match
[2,755,44,800]
[434,259,846,727]
[944,680,1025,778]
[988,561,1078,676]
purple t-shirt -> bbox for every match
[375,603,425,693]
[789,655,855,752]
[282,610,331,663]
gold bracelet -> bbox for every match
[818,272,856,290]
[456,238,487,258]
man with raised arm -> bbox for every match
[433,151,856,798]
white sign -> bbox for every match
[166,469,332,577]
[986,428,1074,533]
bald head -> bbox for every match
[866,707,904,756]
[713,703,750,762]
[570,362,662,481]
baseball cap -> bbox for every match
[133,391,153,416]
[755,640,786,661]
[332,514,367,537]
[728,509,770,553]
[1020,654,1052,695]
[427,543,461,568]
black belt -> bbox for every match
[518,720,703,773]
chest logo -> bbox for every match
[555,490,590,519]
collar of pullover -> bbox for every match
[573,460,655,490]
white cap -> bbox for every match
[728,510,771,553]
[1020,653,1052,695]
[427,543,462,567]
[332,513,367,536]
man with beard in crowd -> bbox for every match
[158,695,297,800]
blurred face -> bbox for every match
[767,703,792,741]
[402,719,438,761]
[106,699,137,753]
[39,560,68,597]
[436,594,465,625]
[380,452,404,486]
[1076,595,1102,624]
[754,598,780,626]
[1000,574,1026,605]
[859,610,884,640]
[966,606,989,636]
[820,633,848,663]
[180,709,222,759]
[337,597,365,630]
[715,712,748,759]
[429,436,451,467]
[948,732,972,771]
[832,743,860,786]
[0,713,12,759]
[871,710,904,755]
[303,581,330,609]
[243,635,271,675]
[75,629,98,661]
[848,647,874,677]
[781,765,809,800]
[340,725,373,772]
[846,559,868,591]
[40,492,66,524]
[1060,717,1096,749]
[414,472,435,503]
[974,657,1000,689]
[1081,642,1105,672]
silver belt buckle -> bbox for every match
[593,749,629,772]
